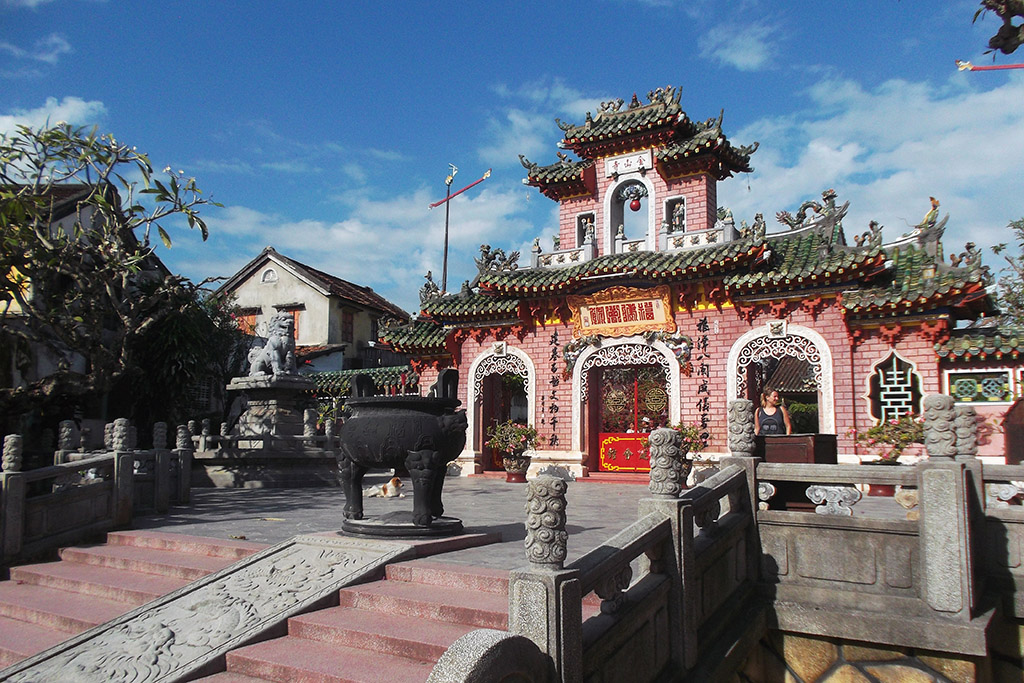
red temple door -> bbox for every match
[597,366,669,472]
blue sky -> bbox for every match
[3,0,1023,314]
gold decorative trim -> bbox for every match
[567,285,675,340]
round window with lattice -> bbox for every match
[954,378,978,399]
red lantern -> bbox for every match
[629,198,642,212]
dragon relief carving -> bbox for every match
[776,188,839,229]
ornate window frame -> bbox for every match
[570,336,681,453]
[727,323,835,434]
[861,350,923,423]
[260,268,278,283]
[465,345,537,454]
[944,367,1015,404]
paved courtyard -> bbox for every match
[130,473,653,569]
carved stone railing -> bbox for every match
[662,227,725,251]
[532,242,596,269]
[614,236,647,254]
[0,452,133,565]
[979,462,1024,618]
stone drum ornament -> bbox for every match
[3,434,23,472]
[954,405,978,459]
[923,394,957,459]
[648,427,685,497]
[524,475,568,570]
[728,399,756,456]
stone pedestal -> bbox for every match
[227,375,315,442]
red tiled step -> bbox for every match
[193,674,266,683]
[0,616,70,668]
[10,559,188,605]
[336,579,508,630]
[385,559,510,595]
[104,530,266,560]
[225,636,436,683]
[58,543,238,581]
[288,605,477,662]
[0,581,128,632]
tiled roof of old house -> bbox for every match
[308,365,419,396]
[936,328,1024,361]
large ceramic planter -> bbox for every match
[502,452,531,483]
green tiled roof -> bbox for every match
[936,328,1024,360]
[380,318,448,354]
[841,241,991,315]
[422,291,521,320]
[656,122,756,176]
[559,88,691,151]
[307,366,418,396]
[520,157,592,184]
[725,229,884,292]
[478,241,764,295]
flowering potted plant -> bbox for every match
[850,413,923,495]
[486,420,540,483]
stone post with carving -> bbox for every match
[3,435,23,473]
[648,428,685,498]
[174,424,193,505]
[55,420,77,464]
[509,475,582,682]
[103,422,114,451]
[0,434,27,557]
[112,418,130,452]
[153,422,168,451]
[954,405,978,459]
[303,409,317,440]
[917,394,974,620]
[727,399,756,458]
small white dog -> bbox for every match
[363,477,405,498]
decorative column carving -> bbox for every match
[3,434,23,472]
[153,422,168,450]
[954,405,978,459]
[58,420,76,451]
[103,422,114,450]
[112,418,130,452]
[728,399,756,457]
[176,425,192,451]
[648,428,685,498]
[303,409,317,438]
[524,476,568,570]
[923,394,957,459]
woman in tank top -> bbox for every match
[755,389,792,435]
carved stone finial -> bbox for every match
[58,420,76,451]
[188,420,198,435]
[176,424,191,451]
[648,428,685,497]
[103,422,114,450]
[153,422,168,450]
[112,418,130,452]
[128,426,138,451]
[524,476,568,570]
[201,419,211,437]
[954,405,978,459]
[303,409,317,438]
[3,434,23,472]
[728,400,756,456]
[923,394,957,459]
[220,422,229,437]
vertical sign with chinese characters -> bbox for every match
[695,317,711,445]
[548,330,560,446]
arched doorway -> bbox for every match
[466,348,535,472]
[727,323,835,434]
[603,176,656,253]
[570,338,680,471]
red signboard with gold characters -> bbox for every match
[567,285,675,340]
[599,433,651,472]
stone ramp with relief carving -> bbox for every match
[0,532,497,682]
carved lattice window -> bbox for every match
[869,354,922,422]
[474,353,530,403]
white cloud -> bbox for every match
[699,21,779,72]
[175,182,537,313]
[0,96,106,136]
[718,72,1024,258]
[4,0,58,7]
[0,33,72,65]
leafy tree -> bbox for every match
[975,1,1024,55]
[0,123,226,429]
[992,217,1024,327]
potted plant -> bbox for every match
[850,414,923,495]
[486,420,540,483]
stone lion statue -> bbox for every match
[248,312,297,377]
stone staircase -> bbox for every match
[197,559,513,683]
[0,530,266,668]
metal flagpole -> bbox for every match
[429,167,492,294]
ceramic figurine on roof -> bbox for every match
[378,83,1020,480]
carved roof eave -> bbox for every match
[724,252,887,296]
[478,244,766,297]
[657,152,751,182]
[563,127,683,160]
[523,177,593,202]
[841,281,996,319]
